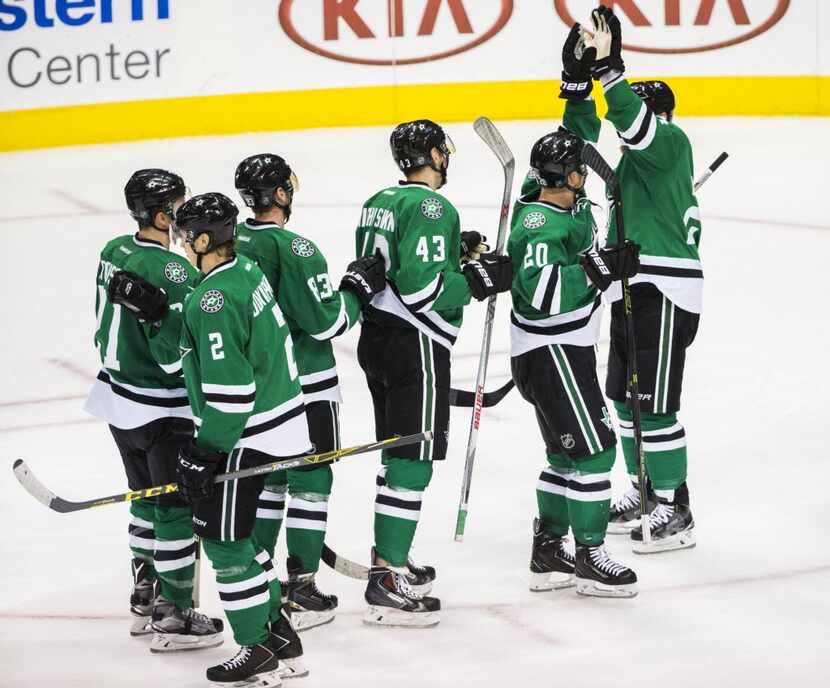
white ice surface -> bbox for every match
[1,118,829,688]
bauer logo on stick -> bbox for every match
[421,197,444,220]
[200,289,225,314]
[164,261,188,284]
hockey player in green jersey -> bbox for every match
[579,7,701,553]
[510,128,640,597]
[233,153,385,631]
[85,169,223,650]
[175,192,309,686]
[355,120,513,625]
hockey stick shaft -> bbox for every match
[693,152,728,193]
[581,144,651,544]
[454,117,515,542]
[12,431,431,514]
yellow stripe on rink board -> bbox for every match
[1,76,828,152]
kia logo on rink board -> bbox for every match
[279,0,513,66]
[554,0,790,54]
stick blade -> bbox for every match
[473,116,515,168]
[320,544,369,580]
[13,460,59,511]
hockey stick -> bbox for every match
[320,544,369,579]
[580,143,651,546]
[12,431,431,514]
[448,379,514,408]
[694,152,728,193]
[454,117,515,542]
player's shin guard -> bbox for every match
[374,459,433,567]
[128,501,157,564]
[252,480,287,560]
[536,454,571,538]
[153,505,195,609]
[203,538,280,647]
[286,465,333,573]
[566,447,614,546]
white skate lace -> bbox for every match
[183,608,214,629]
[393,570,423,600]
[611,486,640,513]
[221,646,253,670]
[589,546,628,576]
[648,503,674,528]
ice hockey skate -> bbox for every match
[528,518,575,591]
[364,549,440,627]
[607,483,657,534]
[206,642,282,688]
[631,502,696,554]
[149,596,224,652]
[269,606,309,679]
[284,556,337,632]
[129,557,158,636]
[405,555,436,596]
[574,544,638,598]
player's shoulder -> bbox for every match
[272,227,322,264]
[187,257,257,320]
[399,184,458,223]
[513,196,570,236]
[99,233,135,262]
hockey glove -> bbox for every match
[108,271,169,325]
[580,240,640,292]
[588,6,624,80]
[462,253,513,301]
[559,23,596,101]
[176,441,225,503]
[340,250,386,308]
[461,231,490,261]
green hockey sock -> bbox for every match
[128,500,156,567]
[536,452,571,538]
[286,465,333,574]
[251,473,287,560]
[204,538,280,647]
[567,447,614,546]
[374,457,433,567]
[153,505,195,609]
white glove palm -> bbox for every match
[584,12,612,60]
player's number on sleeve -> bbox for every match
[307,274,333,302]
[208,332,225,360]
[416,235,445,262]
[524,243,549,269]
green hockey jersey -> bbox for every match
[355,181,472,350]
[587,75,703,314]
[235,219,361,403]
[509,195,602,357]
[180,256,311,457]
[84,233,198,429]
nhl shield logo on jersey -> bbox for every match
[164,261,188,284]
[523,211,546,230]
[420,197,444,220]
[560,433,576,450]
[200,289,224,314]
[291,237,316,258]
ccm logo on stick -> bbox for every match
[279,0,513,66]
[553,0,790,54]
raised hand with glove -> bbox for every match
[461,231,490,262]
[580,240,640,292]
[583,5,624,80]
[559,23,597,101]
[339,250,386,307]
[463,252,513,301]
[176,441,226,503]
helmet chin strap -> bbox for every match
[430,160,448,189]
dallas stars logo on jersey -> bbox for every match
[523,211,547,230]
[164,261,189,284]
[420,197,443,220]
[200,289,224,313]
[291,237,315,258]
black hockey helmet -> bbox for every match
[390,119,455,185]
[631,80,676,120]
[529,128,587,191]
[234,153,299,217]
[176,192,238,253]
[124,168,186,227]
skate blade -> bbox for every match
[130,616,153,637]
[210,668,282,688]
[278,657,309,679]
[607,519,639,535]
[149,631,224,653]
[632,529,696,555]
[291,609,335,633]
[363,605,440,628]
[529,571,575,592]
[575,578,638,598]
